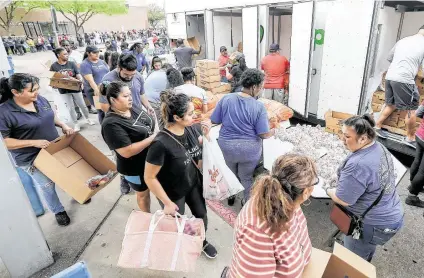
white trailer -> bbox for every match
[165,0,424,156]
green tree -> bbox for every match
[0,0,49,34]
[49,0,128,34]
[147,4,164,28]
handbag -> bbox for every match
[330,143,391,237]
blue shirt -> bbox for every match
[0,96,59,166]
[133,51,148,72]
[144,70,168,103]
[336,143,404,225]
[99,69,144,109]
[80,58,110,92]
[210,94,269,140]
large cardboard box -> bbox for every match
[198,79,221,89]
[210,83,232,94]
[48,72,82,91]
[34,133,117,204]
[325,110,355,137]
[184,37,200,55]
[198,73,221,83]
[302,243,376,278]
[196,59,219,69]
[197,67,220,76]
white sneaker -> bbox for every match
[87,119,96,126]
[74,124,81,132]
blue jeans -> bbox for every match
[17,167,45,216]
[218,138,262,200]
[19,164,65,214]
[344,218,404,262]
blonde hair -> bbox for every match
[251,154,317,233]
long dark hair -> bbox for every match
[0,73,39,104]
[251,154,317,233]
[166,68,184,88]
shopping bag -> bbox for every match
[202,137,244,200]
[117,210,205,273]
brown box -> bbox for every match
[382,125,408,136]
[302,243,376,278]
[198,73,221,83]
[34,133,117,204]
[198,79,221,89]
[48,72,82,91]
[196,59,219,69]
[184,37,201,56]
[210,83,231,94]
[197,67,220,76]
[371,103,382,112]
[325,110,355,130]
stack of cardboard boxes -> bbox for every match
[196,59,231,94]
[370,69,424,136]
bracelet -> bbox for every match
[325,186,331,195]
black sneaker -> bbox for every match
[227,196,236,206]
[203,240,218,259]
[89,108,98,114]
[120,176,131,195]
[55,211,70,226]
[375,128,389,139]
[76,112,83,120]
[405,195,424,208]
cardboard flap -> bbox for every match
[53,147,82,168]
[302,248,331,278]
[323,243,376,278]
[45,135,75,155]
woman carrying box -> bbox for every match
[0,73,75,226]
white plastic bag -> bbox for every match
[52,89,71,124]
[202,137,244,200]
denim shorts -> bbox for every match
[124,175,148,192]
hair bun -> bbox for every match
[361,113,375,128]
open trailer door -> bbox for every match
[205,10,215,60]
[166,12,187,39]
[289,1,315,117]
[242,6,259,69]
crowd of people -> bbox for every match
[1,27,424,277]
[2,34,64,55]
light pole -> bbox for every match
[50,4,60,47]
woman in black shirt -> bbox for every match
[144,90,218,259]
[229,54,248,92]
[101,81,157,212]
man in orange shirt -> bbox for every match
[261,43,290,105]
[218,46,231,82]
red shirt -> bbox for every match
[218,55,230,77]
[152,36,158,44]
[229,200,312,278]
[261,53,290,89]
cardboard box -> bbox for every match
[198,73,221,83]
[197,67,220,76]
[34,133,117,204]
[196,59,219,69]
[371,103,382,112]
[325,110,355,130]
[198,79,221,89]
[210,83,232,94]
[48,72,82,91]
[302,243,376,278]
[184,37,200,55]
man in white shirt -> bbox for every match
[61,40,83,66]
[375,25,424,148]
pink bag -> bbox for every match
[117,210,205,272]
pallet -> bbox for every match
[382,125,407,136]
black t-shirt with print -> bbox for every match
[50,61,81,94]
[101,106,155,176]
[146,126,202,201]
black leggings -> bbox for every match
[159,185,208,231]
[409,136,424,195]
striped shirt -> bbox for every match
[229,200,312,278]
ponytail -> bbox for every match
[99,80,127,106]
[160,89,190,125]
[251,154,317,233]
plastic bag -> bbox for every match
[202,137,244,200]
[52,89,71,124]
